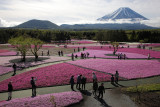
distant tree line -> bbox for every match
[0,29,160,43]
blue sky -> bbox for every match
[0,0,160,27]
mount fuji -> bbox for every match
[97,7,148,21]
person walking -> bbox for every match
[98,83,105,99]
[92,72,97,83]
[30,77,37,97]
[12,63,17,76]
[93,81,98,96]
[115,71,119,83]
[76,75,82,90]
[7,81,13,101]
[81,76,87,90]
[70,75,75,91]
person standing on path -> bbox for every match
[30,77,37,97]
[58,51,61,56]
[111,75,114,84]
[47,50,50,56]
[70,75,75,91]
[92,72,97,83]
[7,81,13,101]
[81,76,87,90]
[12,63,17,76]
[76,75,82,90]
[71,53,74,61]
[98,83,105,99]
[115,71,119,83]
[61,50,63,56]
[93,81,98,96]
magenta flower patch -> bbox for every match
[68,59,160,79]
[0,91,83,107]
[0,63,111,92]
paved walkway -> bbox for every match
[0,76,160,107]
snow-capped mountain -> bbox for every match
[97,7,148,21]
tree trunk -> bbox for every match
[35,54,38,61]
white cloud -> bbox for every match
[0,18,21,27]
[141,17,160,27]
[0,0,160,27]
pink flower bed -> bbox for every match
[0,50,10,53]
[0,63,111,92]
[144,43,160,47]
[0,91,83,107]
[0,51,17,56]
[68,50,148,59]
[67,46,160,58]
[0,56,70,76]
[68,59,160,79]
[0,66,13,75]
[77,40,95,44]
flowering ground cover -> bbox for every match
[68,59,160,79]
[67,46,160,58]
[0,91,83,107]
[0,66,13,76]
[0,50,10,53]
[0,56,70,76]
[68,50,148,59]
[0,63,111,92]
[0,51,17,56]
[144,43,160,47]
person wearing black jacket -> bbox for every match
[81,76,87,90]
[8,81,13,101]
[98,83,105,99]
[12,63,17,76]
[30,77,37,97]
[70,75,75,91]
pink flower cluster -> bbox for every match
[0,66,13,76]
[0,56,70,76]
[0,91,83,107]
[67,46,160,58]
[0,63,111,92]
[68,59,160,79]
[68,50,148,59]
[0,50,10,53]
[0,51,17,56]
[144,43,160,47]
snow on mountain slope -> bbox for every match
[97,7,148,21]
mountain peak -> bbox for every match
[97,7,148,21]
[15,19,59,29]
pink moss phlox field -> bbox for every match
[0,66,13,75]
[0,50,10,53]
[68,50,148,58]
[0,63,110,92]
[67,46,160,58]
[0,91,83,107]
[68,59,160,79]
[144,43,160,47]
[0,50,17,56]
[0,56,70,76]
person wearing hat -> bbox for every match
[7,81,13,101]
